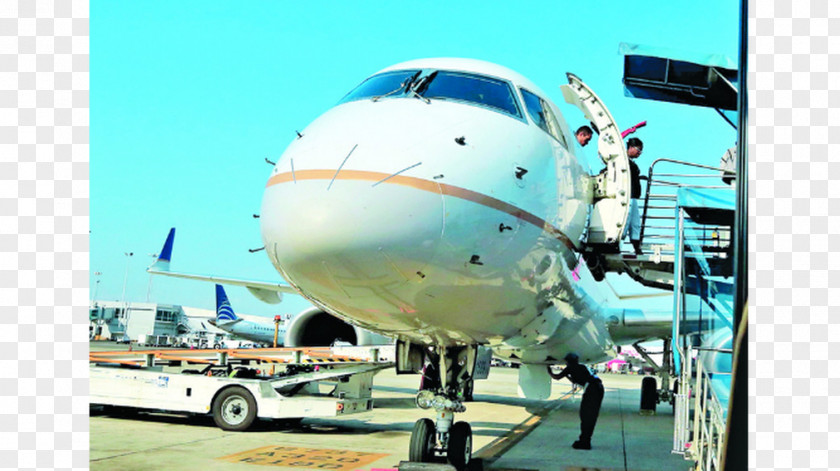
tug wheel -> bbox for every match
[212,386,257,431]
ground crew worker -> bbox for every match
[548,352,605,449]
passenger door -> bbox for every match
[560,73,631,247]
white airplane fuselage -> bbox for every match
[260,59,623,364]
[215,317,286,346]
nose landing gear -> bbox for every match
[408,345,477,470]
[409,405,473,469]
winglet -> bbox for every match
[215,284,239,323]
[148,228,175,272]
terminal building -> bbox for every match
[89,300,229,346]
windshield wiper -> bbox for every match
[413,71,438,94]
[371,71,422,102]
[408,88,431,104]
[409,71,439,104]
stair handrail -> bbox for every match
[640,158,734,250]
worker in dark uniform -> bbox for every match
[548,352,605,449]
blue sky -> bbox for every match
[91,1,740,317]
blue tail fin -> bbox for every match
[215,284,238,322]
[159,228,175,263]
[149,228,176,272]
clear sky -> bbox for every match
[91,1,740,318]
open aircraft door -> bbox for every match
[560,73,631,249]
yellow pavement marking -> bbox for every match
[217,445,389,470]
[474,390,576,460]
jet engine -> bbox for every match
[284,306,390,347]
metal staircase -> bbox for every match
[595,158,735,294]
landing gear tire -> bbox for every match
[212,386,257,431]
[640,376,657,412]
[447,421,472,470]
[409,418,436,462]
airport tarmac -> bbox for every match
[90,342,691,471]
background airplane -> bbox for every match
[209,284,287,346]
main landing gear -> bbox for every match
[407,344,477,470]
[635,339,677,414]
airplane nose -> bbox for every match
[260,169,444,300]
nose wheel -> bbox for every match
[408,418,473,470]
[447,421,472,470]
[409,418,436,462]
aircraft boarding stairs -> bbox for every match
[668,184,735,470]
[592,158,735,298]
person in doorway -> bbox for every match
[575,125,593,147]
[548,352,605,449]
[626,137,646,255]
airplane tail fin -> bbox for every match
[215,284,239,323]
[149,228,176,272]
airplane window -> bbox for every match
[339,70,422,103]
[521,89,547,131]
[520,88,567,147]
[419,71,521,118]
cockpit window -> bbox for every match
[520,88,568,148]
[339,68,523,120]
[339,69,421,103]
[420,71,521,118]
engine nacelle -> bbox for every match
[283,307,391,347]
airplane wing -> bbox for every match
[147,228,300,304]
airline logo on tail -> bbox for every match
[215,284,239,323]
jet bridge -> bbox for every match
[606,40,745,471]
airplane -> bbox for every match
[149,58,695,469]
[209,284,288,347]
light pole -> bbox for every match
[121,252,133,303]
[146,253,157,302]
[93,271,102,301]
[121,252,134,335]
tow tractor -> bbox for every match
[90,345,394,431]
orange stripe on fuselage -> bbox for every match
[265,170,575,250]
